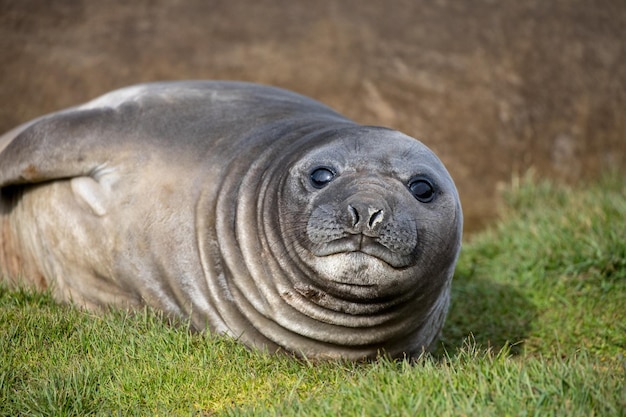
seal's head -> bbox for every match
[280,127,462,304]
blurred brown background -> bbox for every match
[1,0,624,234]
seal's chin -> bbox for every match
[308,250,413,299]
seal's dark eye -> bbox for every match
[310,167,336,189]
[408,178,436,203]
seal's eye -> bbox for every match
[408,177,436,203]
[310,167,336,189]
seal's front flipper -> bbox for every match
[0,108,126,216]
[0,108,120,187]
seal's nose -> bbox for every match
[348,203,385,234]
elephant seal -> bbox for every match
[0,81,462,360]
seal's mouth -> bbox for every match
[312,234,412,269]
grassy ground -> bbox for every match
[1,174,624,416]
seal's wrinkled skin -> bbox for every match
[0,81,462,360]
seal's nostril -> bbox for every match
[368,208,384,229]
[348,204,360,227]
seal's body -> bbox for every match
[0,81,462,360]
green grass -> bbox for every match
[1,173,624,416]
